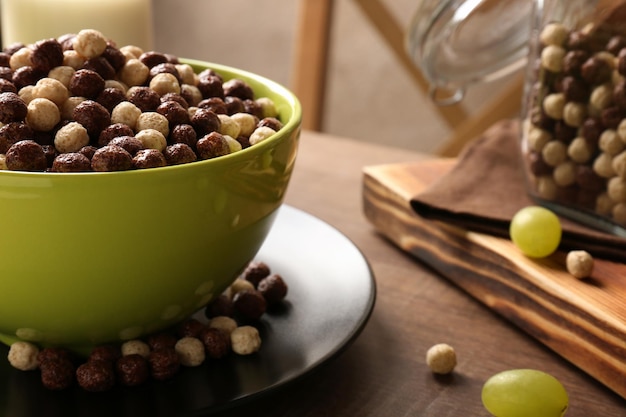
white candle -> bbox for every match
[1,0,153,49]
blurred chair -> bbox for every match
[291,0,524,157]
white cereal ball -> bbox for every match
[62,50,85,69]
[26,97,60,132]
[224,135,243,153]
[121,339,151,358]
[249,126,277,146]
[527,127,552,152]
[111,101,142,129]
[33,77,69,106]
[61,96,86,121]
[8,341,40,371]
[54,121,89,153]
[231,326,262,355]
[541,45,565,73]
[542,93,565,120]
[230,112,258,137]
[73,29,108,59]
[175,64,196,85]
[425,343,457,374]
[612,150,626,179]
[135,128,167,151]
[228,278,255,299]
[175,337,206,367]
[612,202,626,225]
[540,22,569,46]
[0,154,7,170]
[541,140,568,167]
[593,152,617,178]
[119,58,150,87]
[607,177,626,203]
[218,114,241,139]
[565,250,594,279]
[209,316,238,336]
[256,97,278,118]
[599,129,625,156]
[149,73,181,96]
[9,47,32,70]
[136,111,169,137]
[568,137,594,164]
[48,66,76,89]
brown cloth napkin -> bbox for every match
[411,120,626,261]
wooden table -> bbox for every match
[212,130,626,417]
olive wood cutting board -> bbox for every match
[362,159,626,399]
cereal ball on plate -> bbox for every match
[116,354,150,386]
[175,337,205,367]
[231,325,262,355]
[121,339,151,358]
[7,341,39,371]
[566,250,594,279]
[76,360,115,392]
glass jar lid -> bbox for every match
[406,0,535,105]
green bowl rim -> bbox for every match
[0,58,302,178]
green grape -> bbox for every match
[509,206,562,258]
[481,369,569,417]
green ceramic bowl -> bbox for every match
[0,59,301,351]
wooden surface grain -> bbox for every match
[363,159,626,399]
[211,130,626,417]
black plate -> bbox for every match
[0,205,376,417]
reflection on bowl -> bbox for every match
[0,58,301,351]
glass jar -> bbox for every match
[407,0,626,237]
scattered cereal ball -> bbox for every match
[208,316,238,336]
[148,348,180,381]
[565,250,594,279]
[202,327,231,359]
[76,360,116,392]
[205,294,235,318]
[40,358,75,390]
[258,274,288,305]
[175,337,205,367]
[121,339,151,358]
[241,261,271,287]
[147,332,178,351]
[231,326,262,355]
[426,343,457,374]
[7,341,39,371]
[233,289,267,320]
[116,354,150,386]
[88,344,122,364]
[176,318,207,339]
[229,278,255,297]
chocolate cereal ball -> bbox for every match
[40,359,75,390]
[72,100,111,138]
[242,261,271,287]
[76,360,116,392]
[258,274,288,305]
[0,92,27,123]
[116,354,150,386]
[108,136,144,156]
[233,289,267,321]
[148,348,180,381]
[132,148,166,169]
[0,122,33,153]
[51,152,91,172]
[69,69,105,99]
[202,327,231,359]
[30,38,64,73]
[98,122,135,147]
[91,145,133,172]
[6,140,47,171]
[197,132,230,160]
[164,143,196,165]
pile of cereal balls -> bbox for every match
[0,29,284,172]
[7,260,288,392]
